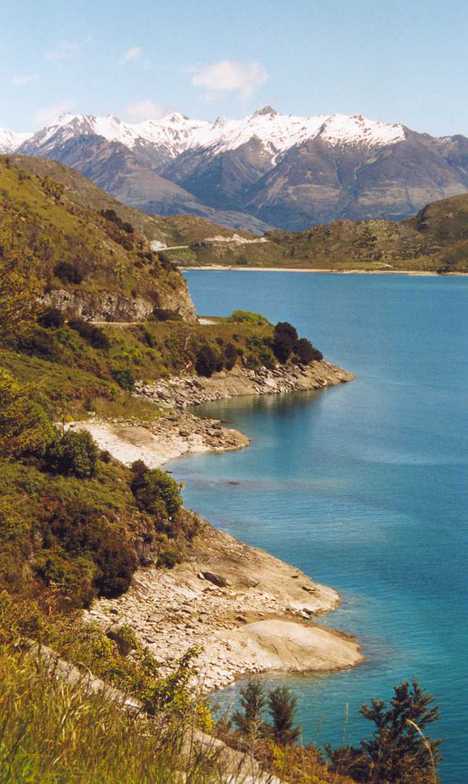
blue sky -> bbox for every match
[2,0,468,134]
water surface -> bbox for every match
[170,271,468,784]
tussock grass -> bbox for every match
[0,647,224,784]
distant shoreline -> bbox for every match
[180,264,468,277]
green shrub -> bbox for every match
[0,369,54,458]
[69,319,110,350]
[224,342,238,370]
[44,429,98,478]
[54,261,83,284]
[153,307,182,322]
[195,345,221,377]
[131,463,182,520]
[111,367,135,391]
[228,310,270,326]
[37,307,65,329]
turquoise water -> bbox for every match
[171,271,468,784]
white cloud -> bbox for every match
[121,46,143,65]
[12,73,38,87]
[125,99,165,122]
[34,101,76,128]
[191,60,268,98]
[46,40,80,62]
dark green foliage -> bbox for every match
[111,367,135,391]
[130,462,182,520]
[69,319,110,350]
[228,310,271,326]
[54,261,83,284]
[233,681,267,737]
[267,686,301,745]
[37,308,65,329]
[224,342,238,370]
[294,337,323,364]
[195,345,221,377]
[100,208,134,234]
[328,681,441,783]
[272,322,298,363]
[44,430,98,479]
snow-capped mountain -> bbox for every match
[5,107,468,230]
[0,128,31,154]
[18,106,406,163]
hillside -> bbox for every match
[0,155,196,321]
[175,191,468,273]
[5,107,468,231]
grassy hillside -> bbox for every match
[0,155,195,320]
[172,192,468,273]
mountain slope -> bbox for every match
[0,155,196,321]
[9,107,468,230]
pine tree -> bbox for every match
[267,686,301,745]
[328,680,441,783]
[233,681,267,738]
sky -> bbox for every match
[2,0,468,135]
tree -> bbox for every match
[328,681,441,783]
[130,463,182,520]
[233,681,267,737]
[0,368,54,457]
[44,429,98,478]
[37,307,65,329]
[195,345,220,377]
[267,686,301,745]
[272,322,298,363]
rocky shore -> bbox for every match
[137,359,353,410]
[76,357,360,691]
[86,521,362,692]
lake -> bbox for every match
[170,270,468,784]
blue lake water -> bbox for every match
[171,271,468,784]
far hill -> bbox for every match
[173,191,468,274]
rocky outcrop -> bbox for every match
[137,360,353,409]
[87,522,362,692]
[42,278,196,323]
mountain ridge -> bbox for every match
[4,108,468,231]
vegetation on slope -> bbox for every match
[0,155,194,320]
[172,192,468,273]
[0,160,442,782]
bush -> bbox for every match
[224,342,238,370]
[37,308,65,329]
[44,429,98,479]
[272,322,298,363]
[228,310,270,326]
[0,369,54,458]
[195,345,221,377]
[111,368,135,392]
[54,261,83,284]
[294,337,323,364]
[131,463,182,520]
[69,319,110,350]
[100,208,134,234]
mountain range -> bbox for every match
[4,107,468,231]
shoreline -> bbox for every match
[76,359,362,690]
[180,264,468,277]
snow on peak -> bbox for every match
[13,108,406,161]
[0,128,31,153]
